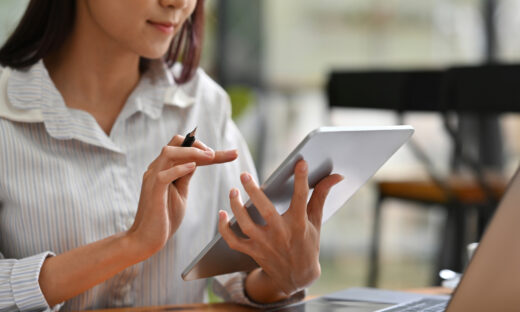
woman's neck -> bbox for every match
[44,4,141,135]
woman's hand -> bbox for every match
[218,159,343,303]
[127,134,238,258]
[39,135,237,306]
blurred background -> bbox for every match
[2,0,520,298]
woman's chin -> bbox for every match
[136,44,172,60]
[139,51,169,60]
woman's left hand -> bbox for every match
[218,159,343,302]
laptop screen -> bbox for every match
[446,167,520,311]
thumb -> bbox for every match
[307,174,343,229]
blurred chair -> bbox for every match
[327,65,520,287]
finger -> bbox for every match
[288,160,309,222]
[192,140,212,151]
[196,149,238,166]
[229,188,260,239]
[307,174,344,229]
[240,173,281,226]
[158,144,237,168]
[218,210,252,255]
[156,145,214,170]
[168,134,213,151]
[173,168,196,198]
[156,162,196,187]
[168,134,185,146]
[150,145,206,172]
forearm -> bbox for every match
[244,268,290,304]
[39,231,146,307]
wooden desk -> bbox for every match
[92,302,256,312]
[90,288,452,312]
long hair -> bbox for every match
[0,0,204,84]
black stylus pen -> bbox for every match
[172,127,197,185]
[181,127,197,147]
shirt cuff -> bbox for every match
[10,251,56,312]
[214,272,305,309]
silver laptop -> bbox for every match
[270,165,520,312]
[182,126,414,280]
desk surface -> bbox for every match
[90,288,451,312]
[92,302,256,312]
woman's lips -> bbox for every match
[147,21,175,34]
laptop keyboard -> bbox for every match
[379,298,448,312]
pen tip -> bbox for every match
[189,127,197,137]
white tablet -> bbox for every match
[182,126,414,280]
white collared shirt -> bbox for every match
[0,60,265,311]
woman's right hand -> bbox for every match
[127,134,238,258]
[38,136,238,306]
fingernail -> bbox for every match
[224,150,238,158]
[185,162,196,169]
[241,173,251,183]
[230,189,238,198]
[299,161,308,173]
[332,175,344,186]
[205,149,214,157]
[218,210,225,221]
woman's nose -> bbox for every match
[159,0,190,10]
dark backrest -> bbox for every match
[444,65,520,114]
[327,70,443,112]
[327,65,520,114]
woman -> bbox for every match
[0,0,342,311]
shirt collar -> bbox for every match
[5,59,195,153]
[121,60,196,120]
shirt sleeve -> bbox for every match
[0,251,62,312]
[211,105,305,308]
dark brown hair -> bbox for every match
[0,0,204,84]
